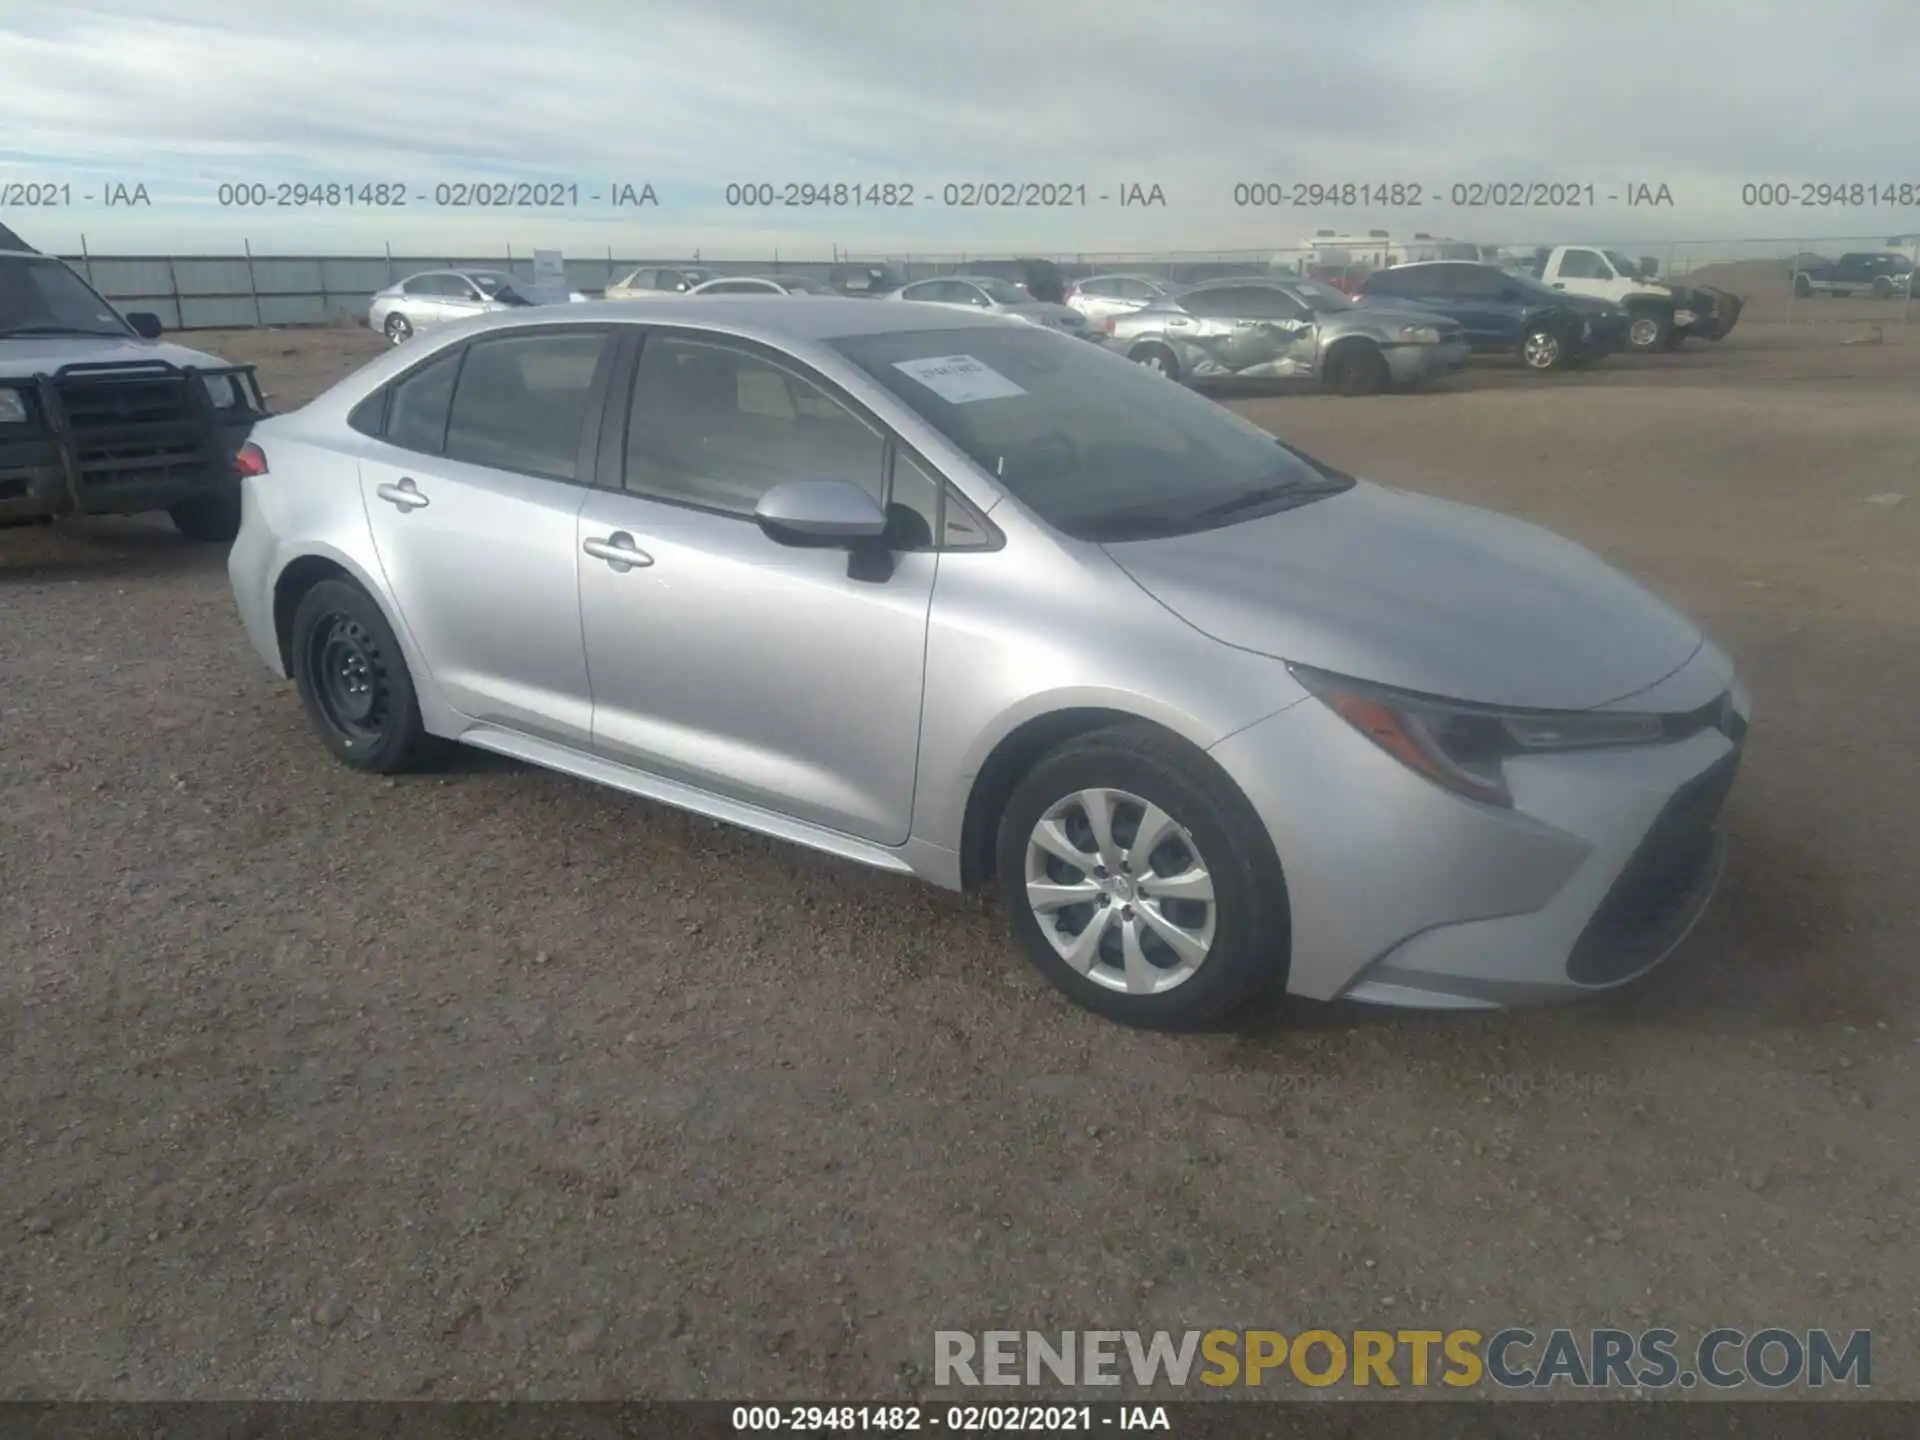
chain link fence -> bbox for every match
[51,235,1920,330]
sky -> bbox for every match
[2,0,1918,261]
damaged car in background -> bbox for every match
[1,233,267,542]
[1107,276,1468,393]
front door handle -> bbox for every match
[583,531,653,571]
[376,478,429,511]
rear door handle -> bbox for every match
[376,478,429,511]
[583,531,653,571]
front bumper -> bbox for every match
[1384,338,1471,383]
[1209,646,1749,1009]
[0,362,263,525]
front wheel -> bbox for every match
[996,724,1289,1030]
[1520,328,1569,371]
[289,578,441,774]
[168,493,241,543]
[1625,313,1672,352]
[1323,342,1389,395]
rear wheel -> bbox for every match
[996,723,1288,1030]
[1323,341,1389,395]
[1128,342,1182,381]
[383,312,413,344]
[1793,273,1813,298]
[289,578,440,774]
[168,493,241,543]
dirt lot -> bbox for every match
[3,318,1916,1402]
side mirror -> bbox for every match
[126,311,164,339]
[754,480,889,547]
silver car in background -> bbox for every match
[884,275,1093,339]
[604,265,717,299]
[227,297,1747,1031]
[368,269,581,345]
[1065,272,1176,323]
[1109,276,1469,393]
[688,275,837,297]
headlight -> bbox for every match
[1581,319,1593,337]
[0,389,26,424]
[1674,309,1697,325]
[202,374,239,410]
[1396,325,1442,344]
[1290,665,1666,807]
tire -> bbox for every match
[383,312,413,344]
[1128,342,1182,382]
[1793,274,1812,298]
[1520,327,1569,371]
[168,493,241,543]
[1323,341,1389,395]
[994,722,1289,1031]
[1873,277,1894,299]
[289,578,440,774]
[1625,312,1671,352]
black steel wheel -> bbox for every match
[289,577,438,773]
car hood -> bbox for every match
[0,334,234,374]
[1103,480,1703,711]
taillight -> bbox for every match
[234,442,268,477]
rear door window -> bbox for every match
[441,330,612,481]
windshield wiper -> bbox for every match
[0,324,124,338]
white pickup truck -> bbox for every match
[1519,245,1745,351]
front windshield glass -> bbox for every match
[0,256,131,336]
[973,278,1030,305]
[832,325,1351,541]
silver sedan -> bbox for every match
[1064,272,1176,323]
[227,297,1747,1029]
[688,275,836,296]
[368,269,579,345]
[1109,276,1469,393]
[884,275,1093,339]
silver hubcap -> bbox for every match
[1524,333,1560,367]
[1024,788,1217,995]
[1629,318,1658,347]
[1136,350,1174,377]
[387,317,409,342]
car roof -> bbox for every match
[431,295,1013,340]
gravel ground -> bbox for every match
[3,319,1916,1401]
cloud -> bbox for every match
[3,0,1916,255]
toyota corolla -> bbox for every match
[227,298,1748,1029]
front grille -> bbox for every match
[55,374,214,492]
[1566,747,1740,985]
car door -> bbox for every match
[1437,264,1515,348]
[1184,286,1312,373]
[399,274,451,327]
[1547,248,1616,300]
[356,326,618,748]
[572,329,942,845]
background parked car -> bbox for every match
[687,275,837,296]
[827,263,908,297]
[885,276,1093,338]
[949,257,1070,304]
[1108,276,1466,394]
[1358,262,1628,370]
[603,265,716,298]
[1791,252,1913,299]
[1521,246,1744,349]
[1064,273,1177,324]
[369,269,577,344]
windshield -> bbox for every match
[973,278,1031,305]
[0,256,132,337]
[1603,251,1640,278]
[831,326,1351,541]
[1284,278,1355,312]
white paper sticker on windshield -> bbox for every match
[892,354,1026,404]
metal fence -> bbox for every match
[52,234,1920,329]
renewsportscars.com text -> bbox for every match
[934,1327,1871,1390]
